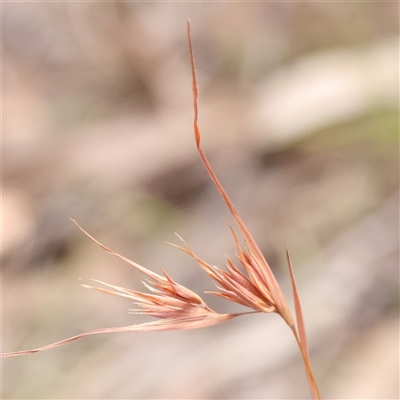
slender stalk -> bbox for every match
[188,20,321,399]
[291,327,321,399]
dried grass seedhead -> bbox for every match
[171,231,277,314]
[73,222,251,331]
[2,20,320,400]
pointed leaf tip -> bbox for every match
[286,247,321,399]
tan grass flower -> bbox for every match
[2,20,321,400]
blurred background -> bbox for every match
[2,2,398,399]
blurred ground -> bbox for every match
[2,2,399,399]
